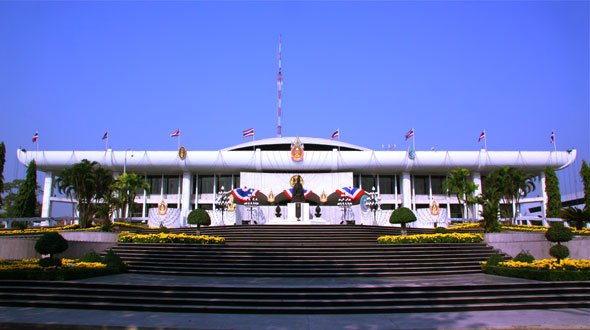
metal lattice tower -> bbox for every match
[277,34,283,137]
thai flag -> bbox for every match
[337,187,365,202]
[284,188,313,200]
[550,131,555,144]
[242,128,254,138]
[231,187,259,203]
[478,130,486,142]
[170,128,180,137]
[32,132,39,143]
[102,131,108,140]
[331,129,340,139]
[405,128,414,140]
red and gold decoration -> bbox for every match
[290,137,304,162]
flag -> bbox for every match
[32,132,39,143]
[331,129,340,139]
[550,131,555,144]
[170,128,180,137]
[102,131,108,140]
[405,128,414,140]
[478,130,486,142]
[242,128,254,138]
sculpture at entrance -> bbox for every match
[292,176,305,203]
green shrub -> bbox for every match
[482,265,590,281]
[434,227,447,234]
[545,222,574,243]
[549,244,570,260]
[38,257,62,268]
[11,221,29,230]
[377,233,483,244]
[101,218,112,232]
[513,250,535,263]
[103,250,127,272]
[158,223,170,233]
[389,207,416,235]
[80,251,103,263]
[34,232,68,258]
[187,209,211,230]
[486,253,504,266]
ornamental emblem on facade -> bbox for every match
[158,199,168,215]
[291,137,304,162]
[178,146,187,160]
[289,174,304,187]
[429,199,440,216]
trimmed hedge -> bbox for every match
[482,265,590,281]
[0,258,123,281]
[117,232,225,244]
[377,233,483,244]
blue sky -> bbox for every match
[1,1,588,199]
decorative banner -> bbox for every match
[283,188,313,200]
[408,145,416,160]
[360,195,370,213]
[291,137,304,162]
[158,199,168,215]
[178,146,187,160]
[336,187,365,201]
[231,187,259,203]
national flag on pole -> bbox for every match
[405,128,414,140]
[170,128,180,137]
[32,132,39,143]
[550,131,555,144]
[478,130,486,142]
[242,128,254,138]
[331,129,340,139]
[102,131,108,140]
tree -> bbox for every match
[475,177,502,233]
[187,208,211,234]
[559,207,590,230]
[495,166,536,222]
[545,166,561,218]
[581,160,590,211]
[13,160,39,217]
[0,141,5,207]
[35,232,68,267]
[545,222,573,262]
[442,168,478,219]
[56,159,113,228]
[111,172,149,220]
[389,207,417,235]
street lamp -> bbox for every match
[244,195,259,225]
[367,186,381,225]
[215,186,230,225]
[337,195,353,225]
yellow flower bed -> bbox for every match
[0,225,101,236]
[378,233,483,244]
[0,258,107,271]
[502,224,548,232]
[483,259,590,272]
[447,223,483,230]
[112,222,148,229]
[118,232,225,244]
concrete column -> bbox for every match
[181,172,193,227]
[141,174,147,220]
[540,171,547,218]
[472,172,483,220]
[402,172,412,209]
[194,174,199,210]
[41,172,53,218]
[394,174,399,209]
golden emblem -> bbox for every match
[227,195,235,212]
[290,175,304,187]
[158,199,168,215]
[178,146,187,160]
[320,190,328,204]
[290,137,304,162]
[429,199,440,216]
[267,190,275,204]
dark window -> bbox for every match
[379,175,395,194]
[199,204,213,211]
[146,176,162,195]
[380,204,397,210]
[413,176,428,195]
[353,175,360,188]
[233,175,240,189]
[431,176,445,195]
[450,204,463,218]
[361,175,377,191]
[217,175,233,192]
[198,175,214,194]
[164,176,181,194]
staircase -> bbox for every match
[111,225,500,277]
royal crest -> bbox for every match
[429,199,440,216]
[178,146,187,160]
[158,199,168,215]
[291,137,304,162]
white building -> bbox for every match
[17,137,577,228]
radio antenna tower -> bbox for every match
[277,34,283,137]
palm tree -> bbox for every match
[56,159,113,228]
[111,172,149,221]
[559,207,590,230]
[494,166,536,223]
[442,168,478,219]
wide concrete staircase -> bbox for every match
[111,225,499,277]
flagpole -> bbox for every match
[553,129,557,152]
[105,133,109,150]
[412,130,416,153]
[484,130,487,150]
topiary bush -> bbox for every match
[103,250,127,272]
[389,207,417,235]
[545,222,573,262]
[187,208,211,234]
[35,232,68,258]
[11,221,29,230]
[38,257,62,268]
[80,251,103,263]
[486,253,504,266]
[513,250,535,263]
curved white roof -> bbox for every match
[17,136,577,176]
[223,136,370,151]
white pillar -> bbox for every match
[394,174,399,209]
[141,174,147,220]
[194,174,199,210]
[472,172,483,220]
[41,172,53,218]
[540,171,547,218]
[402,172,412,209]
[181,172,192,227]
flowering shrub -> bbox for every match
[498,259,590,271]
[113,222,148,230]
[482,258,590,281]
[117,232,225,244]
[0,225,101,236]
[0,257,116,280]
[502,224,548,232]
[447,223,483,230]
[377,233,483,244]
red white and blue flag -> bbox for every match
[102,131,108,140]
[231,187,259,203]
[405,128,414,140]
[550,131,555,144]
[32,132,39,143]
[478,130,486,142]
[242,128,254,138]
[331,129,340,139]
[284,188,313,200]
[170,128,180,137]
[337,187,365,202]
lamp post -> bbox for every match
[337,195,353,225]
[215,186,230,225]
[367,186,381,225]
[244,195,259,225]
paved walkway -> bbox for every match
[0,273,589,330]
